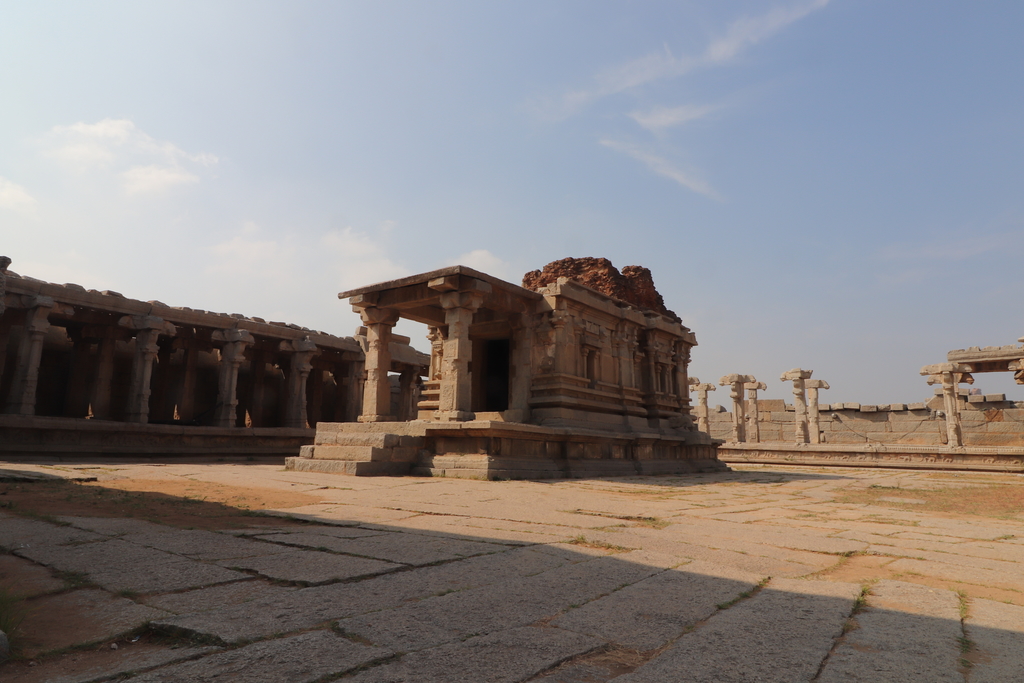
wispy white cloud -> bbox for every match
[121,165,200,194]
[320,225,409,291]
[0,177,38,217]
[600,139,721,200]
[44,118,216,194]
[628,104,717,132]
[536,0,829,120]
[445,249,515,281]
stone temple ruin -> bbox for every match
[3,252,1024,474]
[287,258,721,479]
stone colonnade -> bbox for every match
[0,258,427,429]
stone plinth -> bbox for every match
[286,420,725,480]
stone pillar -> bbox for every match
[437,291,485,422]
[719,374,755,442]
[922,363,973,448]
[549,309,572,376]
[806,379,830,444]
[673,343,691,409]
[211,329,254,428]
[5,297,61,415]
[281,337,319,428]
[0,256,11,317]
[88,329,119,420]
[744,380,767,444]
[397,366,418,421]
[780,368,813,444]
[120,316,176,424]
[63,330,93,418]
[355,307,399,422]
[506,316,533,422]
[349,365,365,422]
[0,258,10,385]
[687,377,716,433]
[148,337,176,423]
[427,326,444,380]
[176,336,199,423]
[307,367,324,427]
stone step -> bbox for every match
[284,457,411,476]
[310,445,420,463]
[314,432,401,448]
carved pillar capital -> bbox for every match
[357,306,400,327]
[438,290,486,312]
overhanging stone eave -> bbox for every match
[337,265,544,303]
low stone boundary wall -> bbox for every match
[0,414,313,461]
[707,396,1024,448]
[719,442,1024,472]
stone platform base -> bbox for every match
[719,442,1024,472]
[285,420,725,480]
[0,415,313,462]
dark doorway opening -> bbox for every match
[481,338,510,412]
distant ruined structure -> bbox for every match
[703,354,1024,471]
[289,259,723,478]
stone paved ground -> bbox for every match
[1,462,1023,682]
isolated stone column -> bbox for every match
[5,296,62,415]
[281,337,319,428]
[437,290,485,421]
[688,377,716,433]
[719,374,755,442]
[806,379,830,444]
[744,380,767,444]
[355,307,399,422]
[212,329,254,428]
[921,362,973,448]
[780,368,813,444]
[120,316,176,424]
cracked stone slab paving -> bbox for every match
[343,626,603,683]
[216,548,403,584]
[128,630,392,683]
[817,580,964,682]
[3,462,1024,683]
[613,578,862,683]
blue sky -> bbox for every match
[2,1,1023,405]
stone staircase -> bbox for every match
[286,422,427,476]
